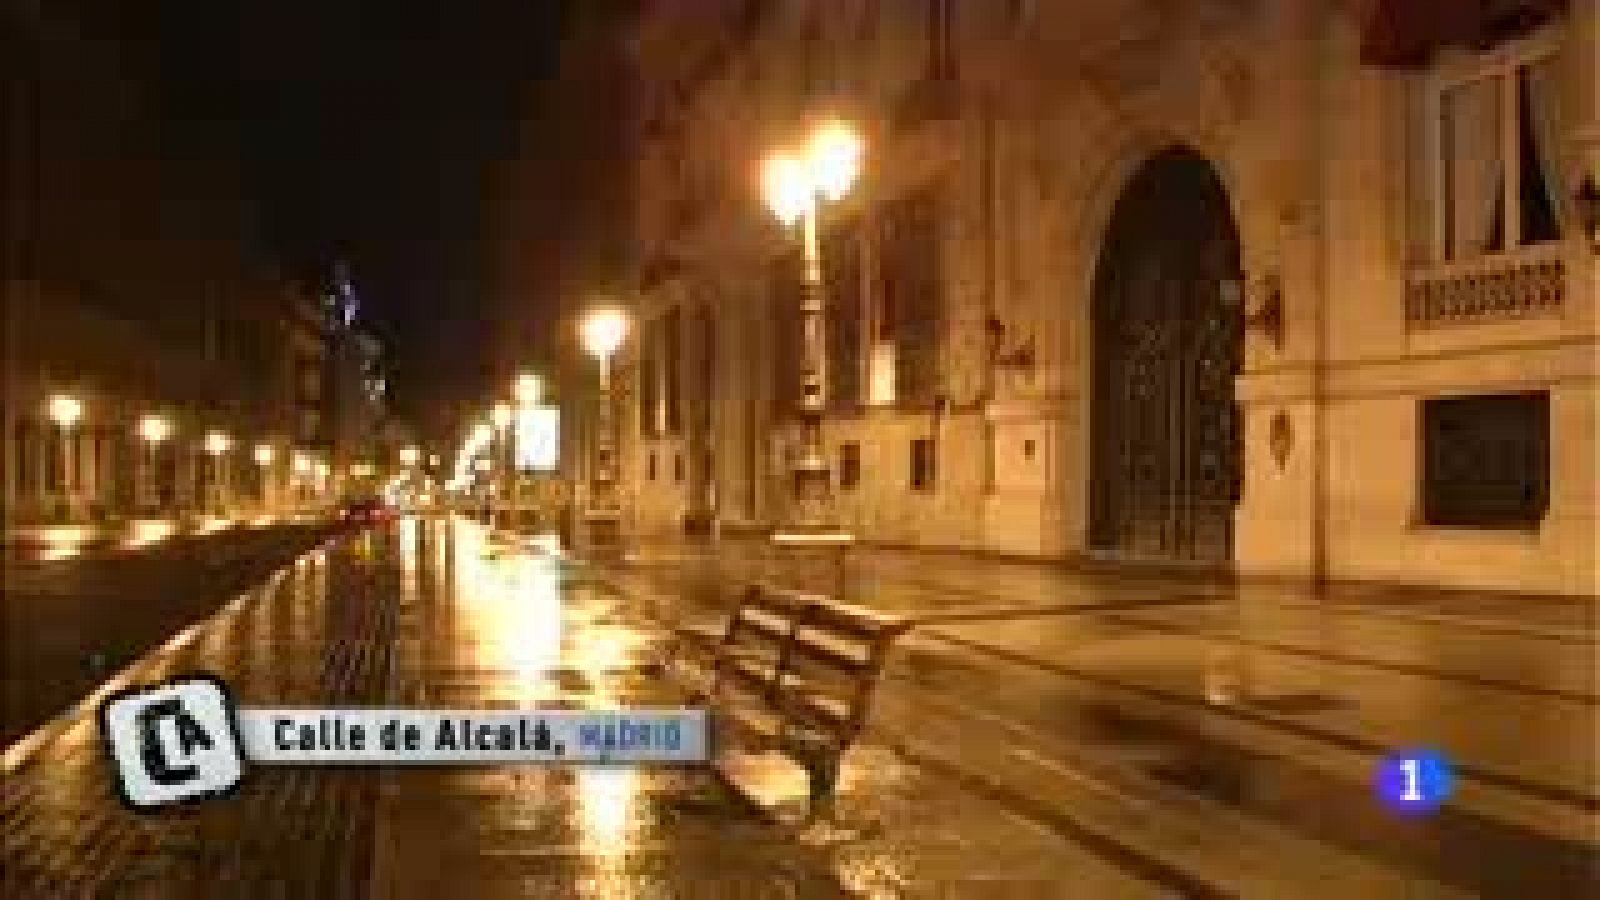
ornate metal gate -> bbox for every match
[1089,148,1243,563]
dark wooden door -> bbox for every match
[1089,148,1243,563]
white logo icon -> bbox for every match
[99,675,245,811]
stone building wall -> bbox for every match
[622,0,1597,594]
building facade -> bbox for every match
[620,0,1596,595]
[323,266,395,497]
[3,0,334,525]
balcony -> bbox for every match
[1403,243,1566,329]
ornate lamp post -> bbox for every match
[291,452,312,509]
[762,120,862,544]
[48,393,82,521]
[252,442,275,512]
[203,430,231,514]
[137,414,171,513]
[580,307,630,546]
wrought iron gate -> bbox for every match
[1089,149,1242,563]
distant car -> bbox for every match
[339,498,392,527]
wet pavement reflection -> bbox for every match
[603,539,1598,898]
[373,516,845,899]
[4,518,1594,897]
[3,516,851,897]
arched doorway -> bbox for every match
[1088,147,1243,564]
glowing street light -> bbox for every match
[47,394,84,519]
[204,431,231,457]
[514,372,542,408]
[202,431,231,514]
[48,393,82,429]
[292,452,311,475]
[138,414,171,445]
[399,444,420,466]
[581,308,630,365]
[253,442,275,466]
[136,414,172,512]
[761,119,863,541]
[579,306,631,543]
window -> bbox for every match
[673,453,684,483]
[695,304,716,428]
[646,451,658,482]
[1430,47,1565,262]
[664,306,683,435]
[823,221,864,412]
[1421,392,1549,529]
[839,442,861,490]
[909,438,936,492]
[639,319,661,437]
[878,184,944,408]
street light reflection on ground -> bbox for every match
[123,518,177,550]
[38,524,94,561]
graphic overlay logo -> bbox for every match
[98,675,246,811]
[1375,747,1455,816]
[97,675,708,811]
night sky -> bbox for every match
[79,1,576,434]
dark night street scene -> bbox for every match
[3,1,1597,897]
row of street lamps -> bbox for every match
[443,307,630,544]
[445,119,863,548]
[39,391,334,521]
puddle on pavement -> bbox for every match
[1080,702,1596,897]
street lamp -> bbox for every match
[399,444,420,466]
[137,414,171,512]
[514,372,541,408]
[291,452,311,509]
[253,443,275,513]
[48,394,82,521]
[203,431,231,514]
[580,307,630,543]
[138,414,170,445]
[762,120,862,542]
[205,431,231,457]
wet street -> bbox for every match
[1,515,337,746]
[2,516,1595,897]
